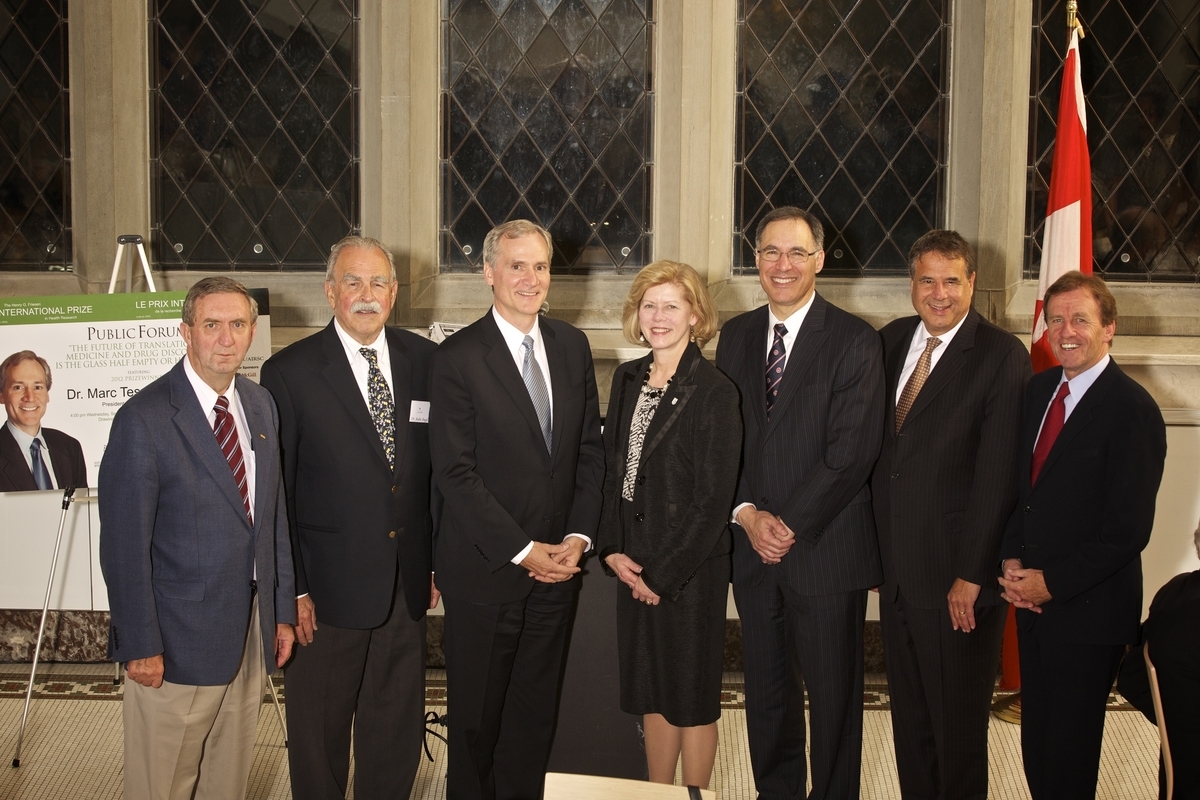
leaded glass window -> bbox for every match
[442,0,654,273]
[0,0,70,270]
[151,0,358,270]
[735,0,947,275]
[1026,0,1200,281]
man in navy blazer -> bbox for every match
[0,350,88,491]
[1000,271,1167,800]
[261,236,438,800]
[716,206,885,800]
[871,231,1030,800]
[431,219,604,800]
[100,277,296,800]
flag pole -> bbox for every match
[995,0,1092,726]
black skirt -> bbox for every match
[615,498,729,727]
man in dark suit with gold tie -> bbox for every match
[716,206,885,800]
[1000,271,1167,799]
[0,350,87,491]
[871,230,1030,799]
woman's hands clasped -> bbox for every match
[605,553,662,606]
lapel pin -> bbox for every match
[671,397,678,405]
[259,433,266,439]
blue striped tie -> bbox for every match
[521,335,552,454]
[29,439,52,490]
[766,323,787,418]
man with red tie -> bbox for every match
[999,270,1167,800]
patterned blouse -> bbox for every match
[621,379,668,501]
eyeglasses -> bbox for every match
[756,247,816,265]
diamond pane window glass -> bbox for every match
[151,0,358,271]
[442,0,654,274]
[734,0,948,276]
[0,0,71,270]
[1026,0,1200,281]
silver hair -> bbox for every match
[325,236,397,282]
[482,220,554,267]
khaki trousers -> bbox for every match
[123,597,265,800]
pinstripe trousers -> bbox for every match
[734,570,868,800]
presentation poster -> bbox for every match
[0,290,271,478]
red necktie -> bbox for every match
[1030,382,1070,484]
[214,396,252,525]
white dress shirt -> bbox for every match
[1034,353,1111,440]
[894,312,969,406]
[7,421,59,488]
[183,357,256,514]
[333,318,395,404]
[731,294,818,524]
[490,307,590,563]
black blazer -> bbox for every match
[430,311,605,604]
[595,344,742,601]
[871,310,1030,609]
[260,322,437,628]
[0,425,88,491]
[715,294,885,596]
[1000,359,1167,645]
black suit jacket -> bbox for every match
[0,425,88,491]
[715,294,885,595]
[430,311,605,605]
[1000,359,1166,645]
[595,344,742,601]
[260,322,437,628]
[871,310,1030,608]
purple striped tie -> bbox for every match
[214,395,252,525]
[766,323,787,418]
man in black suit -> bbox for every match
[871,230,1030,800]
[1118,523,1200,800]
[1000,271,1167,800]
[0,350,87,491]
[260,236,438,800]
[430,219,604,800]
[716,206,885,800]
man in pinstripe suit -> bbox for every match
[870,231,1030,800]
[716,206,885,800]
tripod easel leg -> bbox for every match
[11,489,75,768]
[266,673,287,747]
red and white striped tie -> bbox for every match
[214,395,252,525]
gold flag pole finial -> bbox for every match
[1067,0,1086,39]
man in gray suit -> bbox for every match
[871,230,1030,799]
[100,277,296,800]
[716,206,885,800]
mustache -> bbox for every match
[350,300,383,314]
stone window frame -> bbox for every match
[16,0,1198,337]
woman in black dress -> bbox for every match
[597,260,742,788]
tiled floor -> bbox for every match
[0,663,1161,799]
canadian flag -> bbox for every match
[1031,27,1092,373]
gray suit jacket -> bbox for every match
[99,360,296,686]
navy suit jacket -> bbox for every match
[716,294,885,596]
[1000,359,1166,645]
[430,311,605,604]
[99,360,296,686]
[0,425,88,491]
[260,322,437,628]
[871,310,1030,608]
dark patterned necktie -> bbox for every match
[29,439,52,490]
[213,396,252,524]
[360,348,396,469]
[765,323,787,418]
[894,336,941,432]
[521,335,553,454]
[1031,382,1070,484]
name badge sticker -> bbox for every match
[409,400,430,423]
